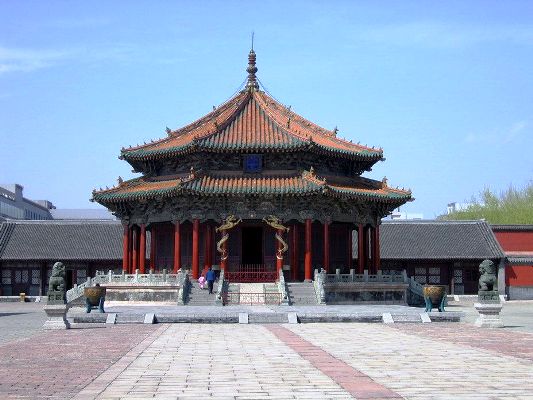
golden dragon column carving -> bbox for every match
[263,215,290,260]
[215,215,242,261]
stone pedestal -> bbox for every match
[43,304,70,330]
[474,302,504,328]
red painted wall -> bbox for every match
[494,231,533,252]
[506,265,533,286]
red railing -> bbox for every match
[223,292,282,305]
[225,264,277,283]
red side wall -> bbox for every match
[494,231,533,252]
[506,265,533,286]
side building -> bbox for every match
[378,220,504,295]
[0,219,503,297]
[0,220,122,296]
[492,225,533,300]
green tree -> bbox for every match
[442,182,533,224]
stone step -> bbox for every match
[286,282,317,305]
[391,314,422,323]
[71,311,464,325]
[248,313,288,324]
[186,282,218,305]
[287,290,316,295]
[116,314,145,324]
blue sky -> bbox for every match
[1,1,532,218]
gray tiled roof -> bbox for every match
[0,220,123,261]
[491,225,533,232]
[507,256,533,265]
[377,220,504,260]
[1,219,504,262]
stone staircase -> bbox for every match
[186,281,218,306]
[286,282,317,305]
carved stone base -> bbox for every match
[43,304,70,330]
[474,302,504,328]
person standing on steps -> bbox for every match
[206,266,216,294]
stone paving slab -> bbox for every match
[0,303,47,345]
[266,325,402,399]
[392,322,533,361]
[78,324,355,399]
[284,323,533,399]
[0,324,159,399]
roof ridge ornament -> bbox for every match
[245,43,259,91]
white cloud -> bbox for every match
[504,121,527,143]
[0,46,72,74]
[464,121,528,144]
[0,43,140,75]
[358,22,533,48]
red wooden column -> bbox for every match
[304,218,312,281]
[363,226,372,274]
[370,226,376,274]
[276,228,284,274]
[149,225,156,270]
[347,225,352,270]
[291,224,299,281]
[204,223,212,272]
[128,226,133,273]
[358,224,365,273]
[122,225,129,273]
[139,224,146,273]
[373,224,381,272]
[173,221,181,273]
[323,221,330,273]
[192,219,200,279]
[131,226,138,273]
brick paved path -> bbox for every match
[0,303,47,345]
[266,325,401,399]
[2,322,533,399]
[392,322,533,361]
[76,324,355,399]
[0,325,160,399]
[286,324,533,399]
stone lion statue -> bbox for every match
[478,259,498,292]
[48,262,66,293]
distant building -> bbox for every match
[388,210,424,220]
[0,184,54,221]
[447,202,473,214]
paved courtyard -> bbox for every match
[1,301,533,399]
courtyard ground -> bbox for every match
[0,300,532,399]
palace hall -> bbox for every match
[92,50,412,282]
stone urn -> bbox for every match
[84,286,106,306]
[423,285,446,312]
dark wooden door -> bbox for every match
[12,269,30,295]
[242,227,263,265]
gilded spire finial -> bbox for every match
[246,34,259,91]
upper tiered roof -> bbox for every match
[120,50,383,164]
[93,49,412,208]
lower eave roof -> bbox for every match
[92,172,412,205]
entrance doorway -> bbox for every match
[241,227,263,265]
